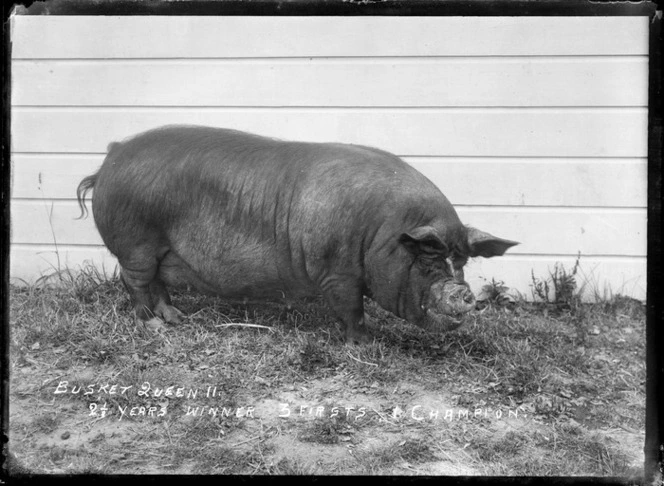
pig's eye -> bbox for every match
[453,255,468,269]
[448,256,467,282]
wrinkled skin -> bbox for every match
[77,125,518,343]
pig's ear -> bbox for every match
[400,226,448,255]
[466,227,519,258]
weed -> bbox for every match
[477,278,519,309]
[531,253,583,310]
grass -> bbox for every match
[6,263,646,476]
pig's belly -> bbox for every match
[157,247,319,300]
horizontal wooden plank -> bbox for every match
[10,200,647,257]
[408,158,648,209]
[11,156,102,200]
[9,245,647,302]
[12,58,648,108]
[468,255,646,302]
[11,155,648,209]
[10,108,648,157]
[10,17,649,59]
[10,244,119,285]
[458,207,646,257]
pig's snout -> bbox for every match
[420,280,477,332]
[447,285,476,314]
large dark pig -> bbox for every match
[77,125,518,343]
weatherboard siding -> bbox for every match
[10,16,649,301]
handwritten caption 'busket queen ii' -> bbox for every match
[53,381,522,422]
[53,381,257,420]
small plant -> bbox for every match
[477,278,518,308]
[530,254,583,308]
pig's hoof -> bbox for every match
[155,303,185,324]
[139,316,166,333]
[345,327,371,345]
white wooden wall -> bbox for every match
[10,16,649,301]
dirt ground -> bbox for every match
[5,279,646,477]
[7,365,643,476]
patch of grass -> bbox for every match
[177,415,229,443]
[8,262,645,475]
[30,443,111,474]
[297,409,356,445]
[359,438,438,474]
[467,425,636,476]
[267,457,317,475]
[298,419,344,445]
[30,414,60,435]
[168,443,260,474]
[396,439,438,463]
[296,337,337,374]
[471,430,530,463]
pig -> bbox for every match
[77,125,518,343]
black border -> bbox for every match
[2,0,13,483]
[645,7,663,486]
[12,0,662,17]
[2,1,662,484]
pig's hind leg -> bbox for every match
[118,245,183,330]
[150,277,185,324]
[119,260,164,331]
